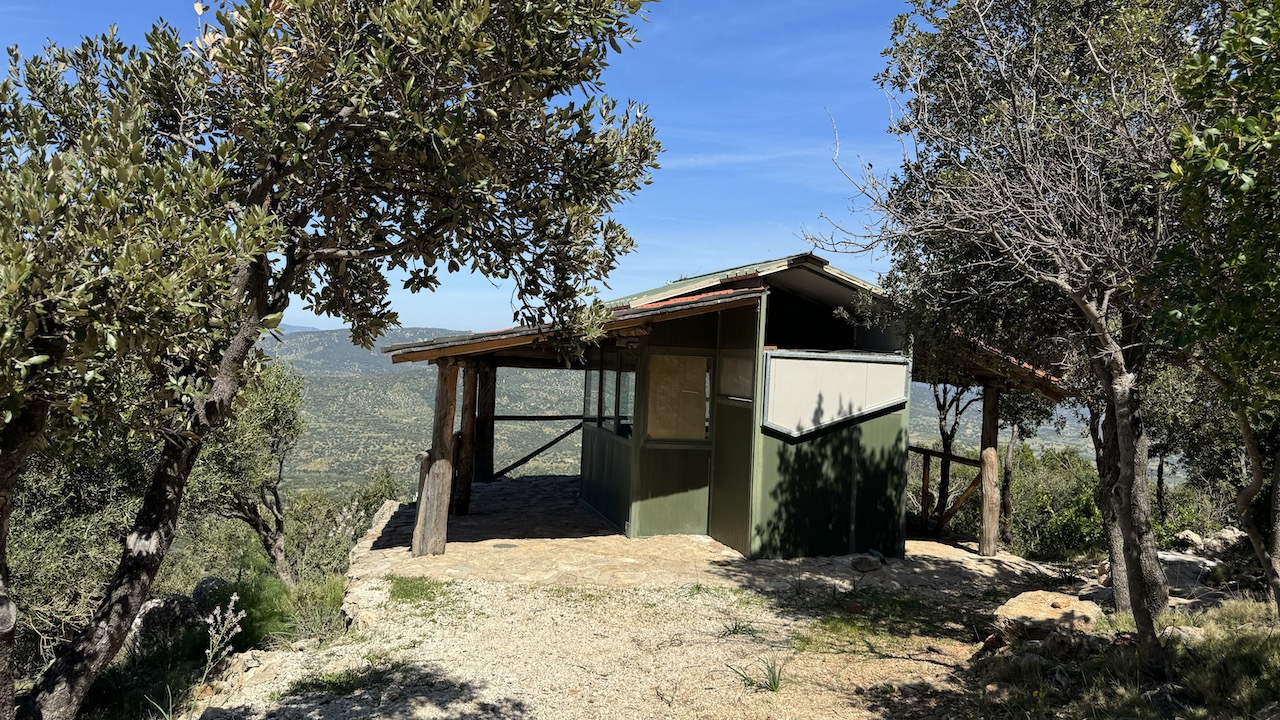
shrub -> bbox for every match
[291,575,348,639]
[1004,446,1103,560]
[1154,482,1228,548]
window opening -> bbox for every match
[646,354,712,441]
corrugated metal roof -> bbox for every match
[606,252,879,309]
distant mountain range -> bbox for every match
[267,327,582,494]
[269,327,1094,495]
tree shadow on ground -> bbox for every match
[199,660,531,720]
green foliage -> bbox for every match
[727,657,785,693]
[1003,446,1104,560]
[718,619,759,638]
[277,657,404,701]
[1154,483,1228,547]
[10,442,148,673]
[386,576,452,605]
[290,575,347,639]
[1166,1,1280,406]
[0,32,275,441]
[220,573,294,651]
[190,361,304,515]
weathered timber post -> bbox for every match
[452,364,479,515]
[920,454,933,530]
[475,361,497,484]
[414,359,459,556]
[978,382,1002,557]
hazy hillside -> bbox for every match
[906,382,1092,454]
[269,327,583,494]
[271,327,1098,494]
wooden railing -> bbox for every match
[908,444,984,532]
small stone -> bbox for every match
[1159,625,1206,647]
[983,682,1011,704]
[291,637,321,652]
[851,553,885,573]
[1015,653,1051,672]
[1051,665,1072,689]
[1042,630,1075,659]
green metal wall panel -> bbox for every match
[852,407,909,557]
[708,304,759,554]
[709,401,754,552]
[579,425,631,529]
[632,447,711,535]
[752,407,908,559]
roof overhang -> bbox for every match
[383,286,765,364]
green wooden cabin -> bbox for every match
[384,253,912,559]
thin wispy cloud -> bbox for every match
[660,146,828,171]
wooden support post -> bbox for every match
[979,448,1000,556]
[475,362,496,484]
[978,383,1002,557]
[921,454,933,529]
[451,365,478,516]
[413,360,458,557]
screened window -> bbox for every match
[717,351,755,401]
[601,349,618,434]
[583,368,600,424]
[646,354,711,441]
[618,361,636,438]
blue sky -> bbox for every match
[2,0,910,333]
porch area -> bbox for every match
[345,475,1057,600]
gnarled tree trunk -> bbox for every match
[23,268,271,720]
[1089,400,1132,613]
[1229,406,1280,614]
[1094,347,1168,676]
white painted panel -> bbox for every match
[762,353,909,437]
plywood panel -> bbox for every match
[762,353,908,438]
[647,354,710,441]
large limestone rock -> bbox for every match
[1203,526,1249,559]
[127,594,201,657]
[193,576,231,613]
[993,591,1102,641]
[1174,530,1204,552]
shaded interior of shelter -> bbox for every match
[371,475,621,550]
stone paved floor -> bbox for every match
[346,475,1058,615]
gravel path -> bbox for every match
[196,477,1061,720]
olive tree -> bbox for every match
[0,33,272,717]
[5,1,659,717]
[822,0,1228,671]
